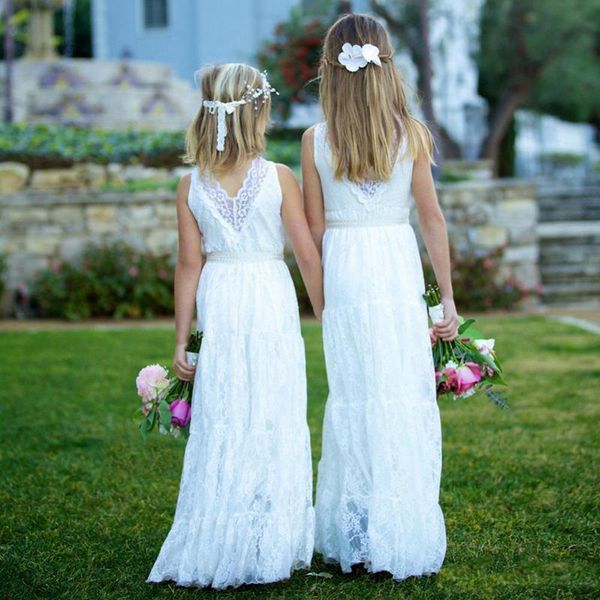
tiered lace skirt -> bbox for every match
[147,257,314,589]
[315,223,446,579]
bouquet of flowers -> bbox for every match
[135,331,203,439]
[423,284,507,407]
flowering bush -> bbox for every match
[257,8,330,121]
[422,246,528,311]
[32,243,174,320]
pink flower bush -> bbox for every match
[136,364,169,401]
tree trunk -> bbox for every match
[4,0,15,124]
[417,0,442,164]
[479,83,532,173]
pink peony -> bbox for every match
[135,364,169,401]
[169,399,191,427]
[128,266,139,277]
[455,362,482,396]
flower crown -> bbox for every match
[337,43,385,72]
[198,70,278,152]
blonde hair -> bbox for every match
[319,13,434,183]
[183,63,271,175]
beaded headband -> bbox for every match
[197,70,278,152]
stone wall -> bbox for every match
[0,176,540,316]
[434,179,539,286]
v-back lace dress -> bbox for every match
[146,157,314,589]
[313,123,446,579]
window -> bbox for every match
[143,0,168,29]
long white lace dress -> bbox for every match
[313,122,446,579]
[146,157,314,589]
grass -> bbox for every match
[0,317,598,599]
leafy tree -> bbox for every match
[478,0,600,172]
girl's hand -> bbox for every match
[173,344,196,381]
[433,296,459,341]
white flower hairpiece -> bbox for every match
[338,43,382,72]
[199,70,278,152]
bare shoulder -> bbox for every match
[275,163,300,191]
[176,172,192,206]
[301,125,316,145]
[275,163,297,181]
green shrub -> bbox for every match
[422,246,527,311]
[101,177,179,193]
[539,152,586,170]
[0,124,185,169]
[439,169,472,183]
[0,124,303,170]
[32,243,174,320]
[266,139,301,167]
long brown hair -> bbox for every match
[319,13,433,182]
[183,63,271,175]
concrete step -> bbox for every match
[540,243,600,266]
[537,186,600,222]
[540,262,600,277]
[538,196,600,223]
[541,281,600,305]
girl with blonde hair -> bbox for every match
[147,63,323,590]
[302,13,458,579]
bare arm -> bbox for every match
[412,153,459,341]
[173,174,204,380]
[277,163,324,320]
[301,127,325,255]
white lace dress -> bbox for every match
[146,157,314,589]
[313,123,446,579]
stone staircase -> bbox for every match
[537,182,600,306]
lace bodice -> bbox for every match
[187,157,285,254]
[313,122,414,223]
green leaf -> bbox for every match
[159,399,172,428]
[458,319,476,334]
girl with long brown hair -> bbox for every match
[302,13,458,579]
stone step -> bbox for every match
[539,242,600,266]
[537,221,600,239]
[537,187,600,222]
[541,281,600,304]
[540,266,600,284]
[540,262,600,276]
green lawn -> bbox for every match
[0,317,598,599]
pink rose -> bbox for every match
[455,362,482,396]
[169,399,191,427]
[128,266,139,277]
